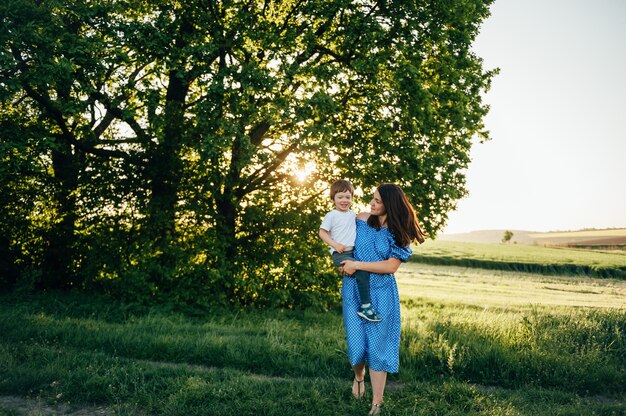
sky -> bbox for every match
[441,0,626,234]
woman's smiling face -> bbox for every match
[369,190,386,216]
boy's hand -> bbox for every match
[334,243,346,253]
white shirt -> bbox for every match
[320,209,356,254]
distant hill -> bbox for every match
[437,230,536,244]
[438,228,626,248]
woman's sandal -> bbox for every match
[352,378,365,399]
[368,402,383,416]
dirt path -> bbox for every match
[0,396,110,415]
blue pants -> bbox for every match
[332,250,371,305]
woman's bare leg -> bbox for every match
[369,368,387,406]
[352,363,366,398]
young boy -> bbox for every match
[319,179,381,322]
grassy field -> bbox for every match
[396,263,626,309]
[1,262,624,415]
[438,228,626,247]
[412,240,626,278]
[529,229,626,239]
[530,229,626,248]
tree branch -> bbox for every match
[278,0,307,34]
[236,141,298,198]
[90,90,149,144]
[248,120,271,146]
[22,80,144,162]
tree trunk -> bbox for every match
[41,137,79,289]
[215,192,238,266]
[144,67,190,284]
[0,234,18,289]
[145,15,193,253]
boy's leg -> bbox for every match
[332,251,371,305]
[331,251,355,270]
[333,251,381,322]
[355,272,381,321]
[354,270,371,305]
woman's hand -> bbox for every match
[340,259,358,276]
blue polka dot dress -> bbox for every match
[342,219,413,373]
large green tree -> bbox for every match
[0,0,496,306]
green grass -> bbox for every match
[412,240,626,278]
[0,264,625,415]
[397,263,626,309]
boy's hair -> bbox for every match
[330,179,354,200]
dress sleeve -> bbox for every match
[388,234,413,262]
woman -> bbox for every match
[340,183,425,415]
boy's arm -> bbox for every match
[319,228,346,253]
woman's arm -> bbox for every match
[340,258,401,275]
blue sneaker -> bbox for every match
[357,306,382,322]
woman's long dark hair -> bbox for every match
[367,183,426,246]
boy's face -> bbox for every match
[333,190,353,212]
